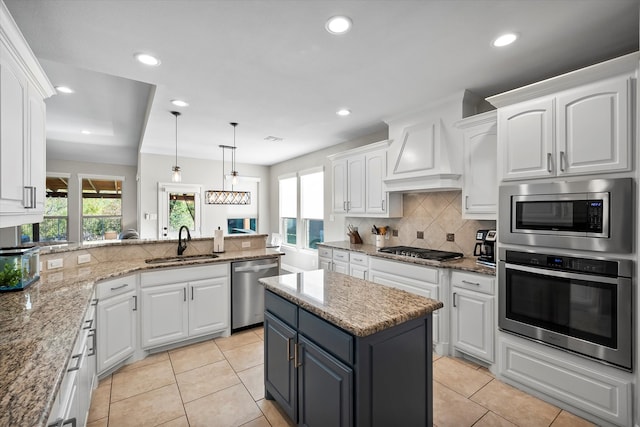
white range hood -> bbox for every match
[383,90,489,192]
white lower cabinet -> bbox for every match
[369,257,445,351]
[450,271,494,363]
[317,246,369,280]
[141,282,189,348]
[48,293,97,427]
[96,276,138,374]
[140,264,229,350]
[499,334,633,427]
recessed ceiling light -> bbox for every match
[81,130,91,135]
[326,16,352,35]
[55,86,74,94]
[492,33,518,47]
[336,109,351,116]
[134,53,161,66]
[171,99,189,107]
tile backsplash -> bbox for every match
[347,190,496,257]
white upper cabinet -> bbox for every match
[0,3,55,227]
[499,98,554,180]
[455,110,498,219]
[489,52,637,181]
[556,76,630,175]
[329,140,402,218]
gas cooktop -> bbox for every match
[378,246,463,261]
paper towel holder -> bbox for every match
[213,226,225,253]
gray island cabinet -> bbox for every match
[260,270,443,426]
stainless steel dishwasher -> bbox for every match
[231,257,280,331]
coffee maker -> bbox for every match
[474,229,496,267]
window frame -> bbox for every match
[278,167,324,252]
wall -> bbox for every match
[268,129,389,271]
[46,159,138,243]
[139,153,270,239]
[348,190,496,256]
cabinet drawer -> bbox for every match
[318,247,332,258]
[332,250,349,262]
[140,264,228,287]
[370,257,439,284]
[299,309,353,365]
[450,270,494,295]
[349,252,368,267]
[96,275,137,299]
[265,291,297,328]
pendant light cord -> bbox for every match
[171,111,181,167]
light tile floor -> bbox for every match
[88,327,595,427]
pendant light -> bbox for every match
[171,111,182,182]
[228,122,239,185]
[204,121,250,205]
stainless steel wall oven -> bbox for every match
[499,248,633,370]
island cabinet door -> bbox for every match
[264,312,297,422]
[298,335,353,427]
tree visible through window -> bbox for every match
[82,178,122,240]
[169,193,196,232]
[21,176,69,243]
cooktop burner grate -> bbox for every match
[378,246,463,261]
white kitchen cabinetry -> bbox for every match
[369,257,446,353]
[489,54,637,181]
[450,270,494,363]
[455,111,497,219]
[331,249,349,275]
[48,293,97,427]
[318,246,369,280]
[499,334,633,427]
[348,252,368,280]
[140,264,229,349]
[318,247,333,271]
[329,141,402,218]
[96,276,138,374]
[0,3,55,227]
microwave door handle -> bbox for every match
[504,263,620,285]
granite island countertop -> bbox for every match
[317,241,496,276]
[0,247,282,427]
[260,269,444,337]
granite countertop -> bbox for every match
[318,241,496,276]
[260,269,444,337]
[0,248,282,427]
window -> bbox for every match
[21,175,69,243]
[279,175,297,245]
[300,170,324,249]
[82,177,123,240]
[278,169,324,250]
[227,218,257,234]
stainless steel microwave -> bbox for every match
[499,178,632,253]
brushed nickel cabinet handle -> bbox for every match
[287,338,294,361]
[294,343,302,367]
[88,329,96,357]
[132,295,137,311]
[560,151,566,172]
[462,280,480,286]
[110,283,129,291]
[547,153,552,173]
[183,287,187,302]
[453,292,457,308]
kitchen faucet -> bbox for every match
[178,225,191,255]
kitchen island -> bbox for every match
[260,269,443,426]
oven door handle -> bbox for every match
[504,263,620,284]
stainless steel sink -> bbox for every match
[145,254,220,264]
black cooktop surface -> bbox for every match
[378,246,463,261]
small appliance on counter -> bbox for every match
[474,229,496,267]
[0,246,40,291]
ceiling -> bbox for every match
[4,0,639,167]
